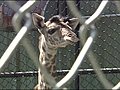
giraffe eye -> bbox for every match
[48,28,57,35]
[48,26,60,35]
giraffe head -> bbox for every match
[32,13,79,48]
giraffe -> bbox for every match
[32,13,79,90]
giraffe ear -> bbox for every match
[67,18,79,30]
[32,13,45,29]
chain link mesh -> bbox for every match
[0,0,120,89]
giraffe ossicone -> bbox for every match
[32,13,79,90]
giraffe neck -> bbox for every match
[40,34,57,72]
[38,34,57,89]
[41,44,57,77]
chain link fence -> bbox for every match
[0,0,120,89]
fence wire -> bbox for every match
[0,0,120,89]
